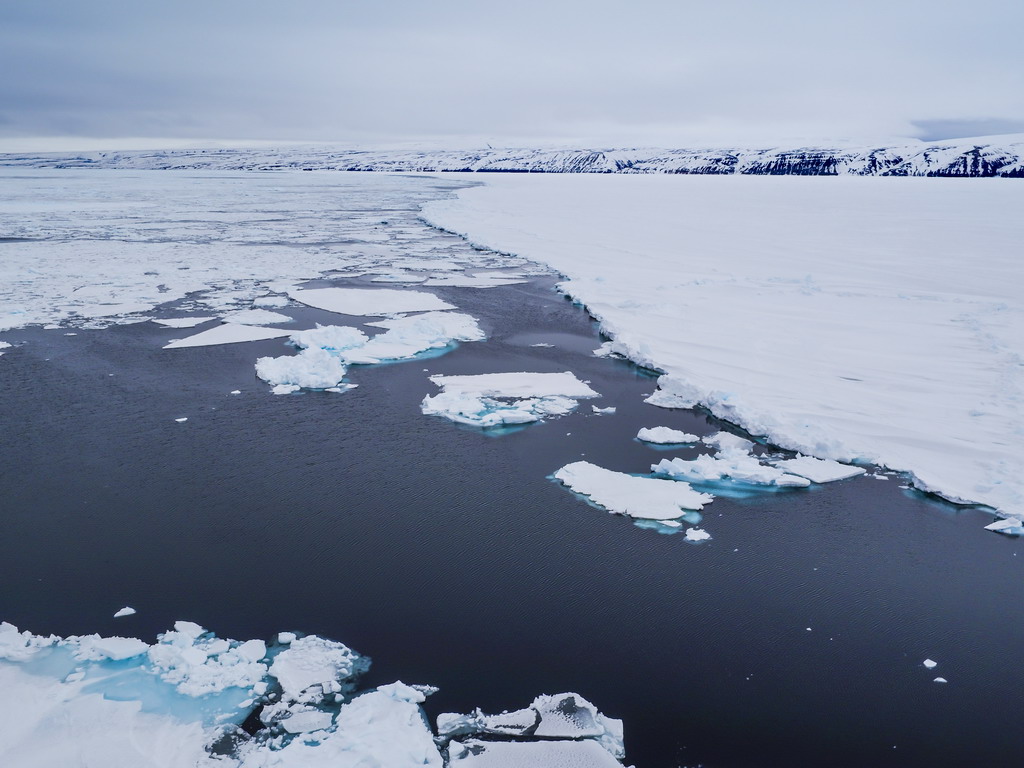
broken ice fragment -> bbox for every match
[923,659,937,669]
[113,606,136,618]
[289,287,454,316]
[770,455,866,483]
[554,461,713,520]
[164,323,290,349]
[702,431,755,452]
[984,517,1024,535]
[222,308,292,326]
[685,528,712,542]
[636,426,699,444]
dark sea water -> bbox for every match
[2,276,1022,768]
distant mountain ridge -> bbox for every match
[3,136,1023,176]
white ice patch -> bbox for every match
[422,372,598,428]
[289,287,454,317]
[685,527,712,542]
[153,316,217,328]
[164,323,290,349]
[554,461,713,520]
[255,347,347,390]
[252,295,290,308]
[984,517,1024,535]
[350,311,484,363]
[653,450,810,487]
[771,456,866,484]
[592,405,616,415]
[113,606,137,618]
[923,659,937,669]
[223,308,292,325]
[269,635,361,703]
[702,431,755,452]
[290,324,369,354]
[147,621,268,698]
[637,426,699,444]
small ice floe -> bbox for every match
[278,631,296,644]
[770,455,866,483]
[554,461,712,520]
[289,287,454,316]
[637,426,699,444]
[985,517,1024,535]
[257,347,347,391]
[174,417,188,423]
[64,332,77,336]
[0,341,11,355]
[438,692,624,764]
[702,431,754,452]
[252,294,290,308]
[422,372,599,428]
[152,316,216,328]
[271,384,303,395]
[531,342,554,348]
[423,273,528,288]
[685,527,711,542]
[592,405,616,415]
[163,323,291,349]
[923,659,937,669]
[934,677,948,684]
[223,308,292,326]
[644,374,701,409]
[113,607,136,618]
[653,450,809,488]
[230,389,241,395]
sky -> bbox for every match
[2,0,1023,152]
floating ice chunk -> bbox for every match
[289,287,455,316]
[272,384,301,395]
[771,455,866,483]
[240,681,443,768]
[685,528,712,542]
[152,316,216,328]
[223,308,292,325]
[351,312,484,363]
[0,622,57,661]
[113,606,136,618]
[147,622,268,697]
[923,659,937,669]
[0,341,10,356]
[290,324,368,353]
[531,342,554,348]
[255,347,347,390]
[592,405,616,415]
[984,517,1024,535]
[252,295,290,308]
[423,372,599,428]
[175,417,188,423]
[447,739,622,767]
[430,372,599,399]
[554,461,713,520]
[934,677,948,683]
[269,635,362,703]
[164,323,291,349]
[278,632,297,644]
[702,431,754,452]
[653,451,810,487]
[230,389,241,394]
[637,426,699,444]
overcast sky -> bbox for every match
[2,0,1023,151]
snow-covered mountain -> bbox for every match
[2,136,1023,176]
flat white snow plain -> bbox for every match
[424,174,1024,528]
[0,621,626,768]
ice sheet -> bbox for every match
[424,175,1024,524]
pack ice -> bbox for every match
[0,621,629,768]
[421,371,600,427]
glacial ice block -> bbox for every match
[637,426,699,444]
[771,455,866,483]
[255,347,347,390]
[164,323,291,349]
[289,287,455,316]
[554,461,713,519]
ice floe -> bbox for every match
[554,461,713,520]
[0,621,628,768]
[255,347,348,390]
[637,426,699,444]
[653,451,810,488]
[702,431,754,452]
[685,527,712,542]
[984,517,1024,535]
[770,455,866,484]
[113,606,136,618]
[422,372,599,428]
[923,659,937,669]
[153,316,217,328]
[222,308,292,326]
[164,323,291,349]
[252,295,290,308]
[289,287,454,316]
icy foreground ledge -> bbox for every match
[0,622,627,768]
[422,372,599,428]
[424,175,1024,527]
[555,461,713,520]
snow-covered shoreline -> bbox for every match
[422,174,1024,527]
